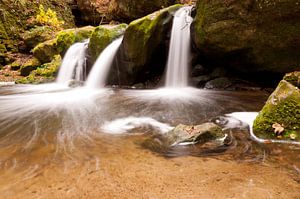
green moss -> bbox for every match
[0,44,6,53]
[33,39,57,63]
[35,55,61,77]
[88,24,127,62]
[21,26,57,50]
[20,57,41,76]
[122,4,181,75]
[33,26,95,63]
[193,1,208,45]
[56,31,76,54]
[11,60,22,70]
[253,80,300,140]
[16,55,61,84]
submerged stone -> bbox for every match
[164,123,225,146]
[253,77,300,141]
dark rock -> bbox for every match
[192,0,300,74]
[191,75,211,87]
[191,64,206,77]
[204,77,232,90]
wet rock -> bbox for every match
[20,58,41,76]
[191,64,206,77]
[253,75,300,141]
[68,80,84,88]
[163,123,225,146]
[204,77,232,90]
[119,4,182,84]
[191,0,300,74]
[33,26,95,63]
[191,75,211,87]
[88,24,127,63]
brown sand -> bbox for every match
[1,135,299,199]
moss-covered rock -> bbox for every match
[21,26,57,50]
[88,24,127,63]
[253,78,300,141]
[20,58,41,76]
[192,0,300,74]
[10,60,22,70]
[33,26,95,63]
[16,55,61,84]
[0,0,75,52]
[118,4,182,84]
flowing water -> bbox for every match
[165,6,193,88]
[56,40,89,85]
[85,37,123,88]
[0,11,299,197]
[0,84,299,197]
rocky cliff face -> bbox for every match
[74,0,180,24]
[191,0,300,74]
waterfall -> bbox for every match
[85,37,123,88]
[56,40,88,85]
[165,6,193,88]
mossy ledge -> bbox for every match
[253,73,300,141]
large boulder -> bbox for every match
[33,26,95,63]
[114,4,182,85]
[88,24,127,63]
[253,72,300,141]
[192,0,300,74]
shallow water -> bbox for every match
[0,84,299,198]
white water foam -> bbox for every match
[165,6,193,88]
[101,117,173,134]
[86,37,123,88]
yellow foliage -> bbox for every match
[36,5,64,28]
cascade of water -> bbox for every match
[85,37,123,88]
[56,40,89,85]
[165,6,193,88]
